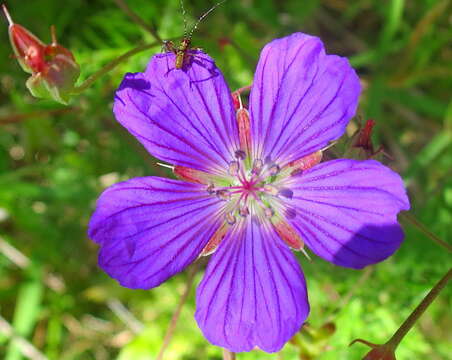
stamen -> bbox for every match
[250,191,276,220]
[239,205,249,217]
[238,162,247,184]
[225,212,236,225]
[252,158,263,175]
[264,207,274,218]
[268,164,280,176]
[216,190,231,201]
[235,149,246,160]
[278,188,293,199]
[228,160,239,176]
[263,184,279,196]
[207,184,215,194]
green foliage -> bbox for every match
[0,0,451,359]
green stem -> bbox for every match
[401,212,452,252]
[387,267,452,348]
[71,42,159,94]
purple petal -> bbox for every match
[287,159,410,269]
[195,219,309,353]
[88,177,224,289]
[113,52,239,175]
[249,32,361,164]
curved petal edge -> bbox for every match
[249,32,361,165]
[113,52,239,175]
[88,177,223,289]
[286,159,410,269]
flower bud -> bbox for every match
[2,5,80,104]
[350,119,389,160]
[350,339,397,360]
[8,22,46,74]
[363,347,396,360]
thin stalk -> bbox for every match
[387,267,452,348]
[156,260,203,360]
[113,0,163,43]
[71,42,159,94]
[401,212,452,252]
[350,266,452,357]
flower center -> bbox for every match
[209,152,293,226]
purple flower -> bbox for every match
[88,33,409,353]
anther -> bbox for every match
[263,184,279,196]
[268,164,280,176]
[234,150,246,160]
[216,190,231,201]
[279,188,293,199]
[225,212,236,225]
[207,184,215,194]
[239,205,249,217]
[228,161,239,176]
[252,158,263,175]
[264,207,274,218]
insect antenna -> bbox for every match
[187,0,227,40]
[179,0,188,38]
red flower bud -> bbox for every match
[2,4,80,104]
[353,119,376,155]
[2,4,46,74]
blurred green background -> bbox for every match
[0,0,451,359]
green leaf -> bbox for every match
[5,268,44,360]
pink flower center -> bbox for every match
[208,154,293,225]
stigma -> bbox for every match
[207,153,290,225]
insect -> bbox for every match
[163,0,226,69]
